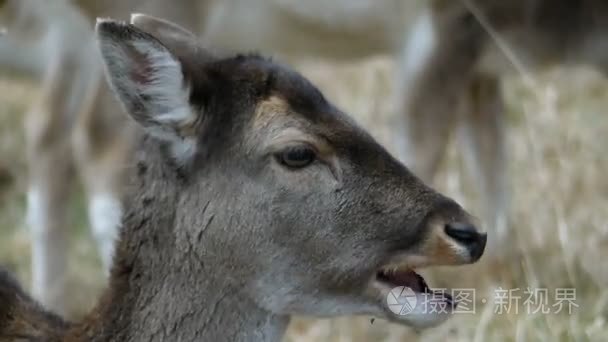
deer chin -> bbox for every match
[367,263,456,329]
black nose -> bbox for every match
[445,223,487,261]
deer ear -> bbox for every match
[95,18,197,163]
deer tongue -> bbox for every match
[376,269,431,293]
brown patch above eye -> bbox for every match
[251,96,337,161]
[253,95,292,128]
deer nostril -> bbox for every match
[445,222,487,261]
[445,223,478,242]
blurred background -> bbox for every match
[0,0,607,341]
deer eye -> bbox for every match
[276,145,316,169]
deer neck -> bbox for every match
[79,152,291,342]
[95,266,290,341]
[86,207,291,341]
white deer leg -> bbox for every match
[74,82,129,276]
[25,142,73,315]
[396,7,486,183]
[24,37,82,313]
[459,74,509,256]
[394,9,438,173]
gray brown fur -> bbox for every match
[0,269,69,341]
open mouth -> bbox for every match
[375,266,455,307]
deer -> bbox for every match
[0,14,487,342]
[397,0,608,255]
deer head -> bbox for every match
[94,14,486,336]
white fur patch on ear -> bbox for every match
[96,19,198,163]
[129,39,196,134]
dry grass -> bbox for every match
[0,57,606,341]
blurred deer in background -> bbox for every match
[398,0,608,254]
[2,0,606,315]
